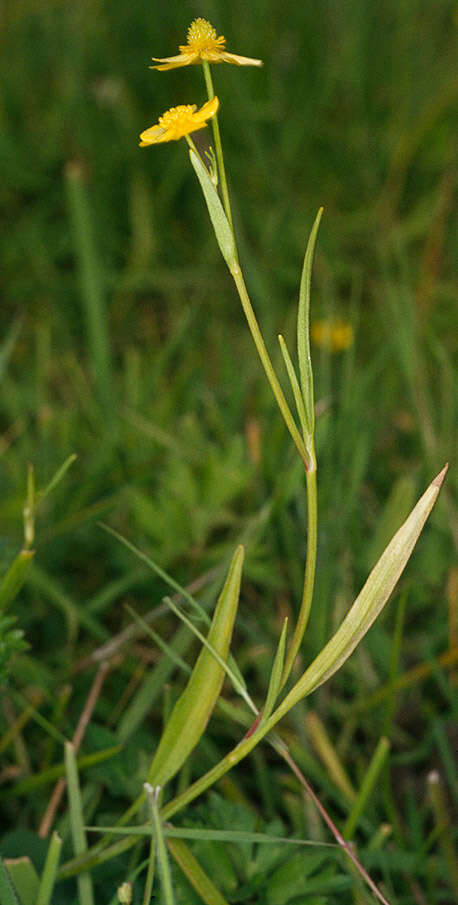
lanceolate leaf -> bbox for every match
[261,618,288,724]
[147,546,244,787]
[297,208,323,441]
[273,465,448,718]
[189,149,237,270]
[277,335,309,440]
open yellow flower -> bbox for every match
[151,17,263,70]
[139,97,219,146]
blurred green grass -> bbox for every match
[1,0,457,902]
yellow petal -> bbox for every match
[150,52,197,71]
[195,96,220,121]
[139,124,166,145]
[219,50,263,66]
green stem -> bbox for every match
[185,135,199,157]
[201,61,234,235]
[230,264,309,465]
[281,457,318,686]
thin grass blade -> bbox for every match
[0,550,34,614]
[145,784,175,905]
[36,832,62,905]
[65,162,113,422]
[37,454,78,507]
[343,737,390,838]
[167,836,230,905]
[64,741,94,905]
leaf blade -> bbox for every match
[147,546,244,787]
[275,465,448,715]
[297,208,323,441]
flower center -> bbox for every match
[158,105,197,129]
[186,17,225,52]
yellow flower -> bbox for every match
[139,97,219,146]
[311,319,354,353]
[151,17,263,70]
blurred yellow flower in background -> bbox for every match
[311,319,354,352]
[151,18,263,70]
[139,97,219,146]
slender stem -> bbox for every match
[230,263,309,465]
[201,61,234,234]
[274,742,391,905]
[196,70,310,472]
[185,134,199,157]
[281,456,318,686]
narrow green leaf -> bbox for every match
[261,618,288,724]
[88,825,336,848]
[297,208,323,438]
[64,742,94,905]
[37,454,77,507]
[189,150,237,269]
[0,551,34,614]
[36,832,62,905]
[125,604,192,678]
[141,785,157,905]
[168,836,230,905]
[101,523,212,629]
[145,784,175,905]
[274,465,448,718]
[343,737,390,838]
[147,546,244,787]
[277,335,308,439]
[65,163,113,422]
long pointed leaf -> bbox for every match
[297,208,323,439]
[147,546,244,787]
[261,618,288,724]
[278,335,308,439]
[189,150,237,269]
[274,465,448,716]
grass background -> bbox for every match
[1,0,457,902]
